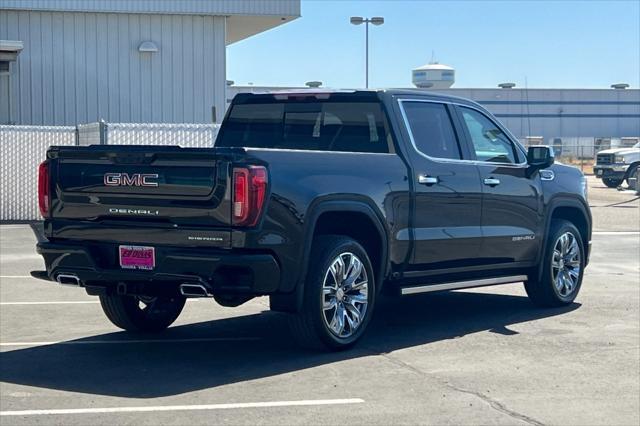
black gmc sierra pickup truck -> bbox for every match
[33,90,591,350]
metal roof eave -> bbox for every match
[0,0,301,17]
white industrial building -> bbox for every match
[432,87,640,144]
[417,63,640,144]
[228,56,639,144]
[227,57,639,145]
[227,84,639,144]
[0,0,300,125]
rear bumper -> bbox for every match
[35,240,281,295]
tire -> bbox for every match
[625,164,638,187]
[289,235,376,351]
[602,177,623,188]
[99,293,186,332]
[525,220,585,307]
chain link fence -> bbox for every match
[1,122,220,221]
[77,122,219,147]
[0,125,76,221]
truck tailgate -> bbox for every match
[48,145,236,246]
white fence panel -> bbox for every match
[76,122,219,147]
[0,125,76,221]
[106,123,219,147]
[77,122,102,146]
[555,137,597,159]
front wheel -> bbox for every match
[525,220,585,307]
[99,294,186,332]
[625,165,638,187]
[289,236,376,351]
[602,177,623,188]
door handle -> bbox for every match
[418,175,438,185]
[483,178,501,186]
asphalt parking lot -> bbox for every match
[0,176,638,425]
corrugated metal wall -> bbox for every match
[0,10,226,126]
[0,1,301,17]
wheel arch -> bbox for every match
[624,161,640,179]
[305,198,390,287]
[270,197,390,313]
[536,196,592,281]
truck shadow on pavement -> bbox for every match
[0,291,579,398]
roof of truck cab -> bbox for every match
[234,88,480,107]
[380,88,478,105]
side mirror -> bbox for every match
[527,145,554,177]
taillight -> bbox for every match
[233,166,267,226]
[38,161,50,218]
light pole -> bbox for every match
[350,16,384,88]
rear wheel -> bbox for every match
[289,236,376,350]
[99,293,186,332]
[602,177,623,188]
[525,220,584,307]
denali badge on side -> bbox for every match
[512,235,536,241]
[104,173,159,187]
[109,208,159,216]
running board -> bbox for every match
[400,275,528,296]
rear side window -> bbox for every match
[218,101,391,153]
[401,101,462,160]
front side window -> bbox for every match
[402,101,461,160]
[460,107,518,164]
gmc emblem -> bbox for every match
[104,173,159,187]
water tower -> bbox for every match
[412,62,455,89]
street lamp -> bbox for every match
[350,16,384,88]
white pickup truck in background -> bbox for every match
[593,142,640,188]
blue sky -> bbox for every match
[227,0,640,89]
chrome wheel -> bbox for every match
[322,252,369,338]
[551,232,581,297]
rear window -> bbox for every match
[217,100,391,153]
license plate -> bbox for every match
[597,170,603,176]
[119,245,155,270]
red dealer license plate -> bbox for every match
[119,245,155,270]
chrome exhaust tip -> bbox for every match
[179,283,212,298]
[56,273,82,286]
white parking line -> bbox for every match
[0,254,42,260]
[0,300,199,305]
[592,231,640,235]
[0,301,99,305]
[0,337,260,347]
[0,398,365,416]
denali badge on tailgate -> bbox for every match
[109,208,160,216]
[104,173,159,187]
